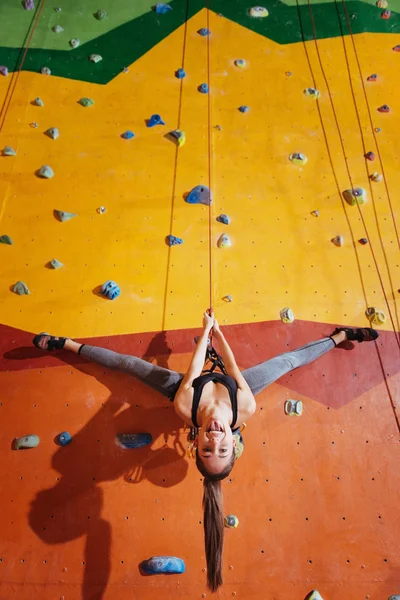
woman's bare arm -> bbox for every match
[213,326,252,392]
[180,312,214,389]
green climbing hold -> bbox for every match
[0,235,13,245]
[54,210,77,222]
[45,128,59,140]
[89,54,102,63]
[13,281,30,295]
[38,165,54,178]
[33,97,44,106]
[94,8,107,20]
[79,97,94,107]
[50,258,63,269]
[2,146,16,156]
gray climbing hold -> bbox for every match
[89,54,102,63]
[41,67,51,75]
[166,235,183,246]
[78,97,94,107]
[217,214,230,225]
[54,210,77,222]
[223,295,233,302]
[69,38,80,48]
[217,234,231,248]
[94,8,107,20]
[33,97,44,106]
[0,235,13,245]
[13,281,30,295]
[186,185,212,206]
[332,235,344,247]
[38,165,54,178]
[45,128,59,140]
[0,66,9,76]
[2,146,16,156]
[50,258,63,269]
[238,105,249,113]
[52,25,64,33]
[198,27,210,36]
[14,435,39,449]
[116,433,152,449]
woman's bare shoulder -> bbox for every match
[174,387,194,424]
[237,389,256,420]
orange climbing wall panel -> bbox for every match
[1,5,400,600]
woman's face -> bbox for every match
[196,419,236,474]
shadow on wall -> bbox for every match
[5,332,187,600]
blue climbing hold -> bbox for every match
[198,28,210,36]
[147,114,165,127]
[166,235,183,246]
[186,185,212,206]
[116,433,153,449]
[101,280,120,300]
[140,556,185,575]
[57,432,72,446]
[239,105,249,113]
[154,3,172,13]
[198,83,209,94]
[217,214,230,225]
[121,130,135,139]
[175,68,186,79]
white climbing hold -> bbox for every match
[2,146,16,156]
[289,152,307,165]
[69,38,80,48]
[54,210,77,222]
[41,67,51,75]
[0,66,9,76]
[45,127,59,140]
[89,54,102,63]
[97,206,107,214]
[52,25,64,33]
[280,308,294,323]
[38,165,54,178]
[332,235,344,247]
[370,172,383,182]
[304,87,320,99]
[305,592,324,600]
[33,97,44,106]
[217,234,231,248]
[284,399,303,416]
[50,258,63,269]
[223,295,233,302]
[249,6,269,17]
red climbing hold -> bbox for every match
[377,105,390,113]
[393,45,400,52]
[367,74,377,82]
[365,151,375,161]
[381,9,390,18]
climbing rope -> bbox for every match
[206,4,214,321]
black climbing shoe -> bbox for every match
[331,327,379,343]
[33,332,67,351]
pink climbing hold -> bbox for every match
[24,0,35,8]
[393,45,400,52]
[365,151,375,161]
[0,66,8,76]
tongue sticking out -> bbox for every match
[208,420,223,432]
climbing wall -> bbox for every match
[0,0,400,598]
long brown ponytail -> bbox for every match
[196,451,236,592]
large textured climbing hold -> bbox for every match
[89,54,102,63]
[381,9,391,18]
[365,307,386,325]
[305,592,324,600]
[370,172,383,182]
[13,281,30,295]
[24,0,35,9]
[280,308,294,323]
[198,27,210,36]
[186,185,212,206]
[168,129,186,147]
[217,234,231,248]
[378,104,390,113]
[69,38,80,48]
[2,146,16,156]
[367,74,377,82]
[116,433,152,449]
[147,114,165,127]
[41,67,51,75]
[393,45,400,52]
[101,280,120,300]
[54,210,77,222]
[14,435,39,449]
[304,87,320,99]
[52,25,64,33]
[289,152,307,165]
[198,83,209,94]
[140,556,185,575]
[0,235,13,245]
[285,399,303,416]
[166,235,184,246]
[57,432,72,446]
[79,97,94,107]
[343,188,366,206]
[224,515,239,528]
[365,151,375,161]
[248,6,269,17]
[154,2,172,13]
[121,130,135,139]
[94,9,107,19]
[50,258,63,269]
[234,59,246,68]
[33,97,44,106]
[175,68,186,78]
[38,165,54,178]
[332,235,344,247]
[217,214,230,225]
[45,128,59,140]
[0,66,9,76]
[239,105,250,113]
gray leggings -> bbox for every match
[80,337,335,400]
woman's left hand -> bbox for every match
[203,309,214,331]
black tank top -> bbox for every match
[191,372,238,429]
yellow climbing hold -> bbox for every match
[365,307,386,325]
[280,308,294,323]
[343,188,366,206]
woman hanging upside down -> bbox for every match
[33,313,378,592]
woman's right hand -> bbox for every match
[203,310,214,331]
[213,318,222,335]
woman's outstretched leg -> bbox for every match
[34,335,183,400]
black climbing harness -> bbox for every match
[203,344,227,375]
